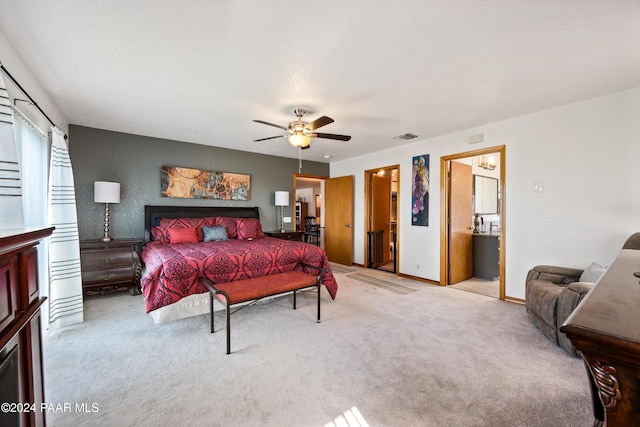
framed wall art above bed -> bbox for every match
[160,166,251,200]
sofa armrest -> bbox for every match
[566,281,594,296]
[557,281,595,356]
[526,265,584,286]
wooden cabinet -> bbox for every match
[472,233,500,280]
[80,239,142,295]
[561,249,640,426]
[0,227,53,427]
[264,231,305,242]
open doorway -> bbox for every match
[294,174,327,247]
[440,146,505,299]
[365,165,399,274]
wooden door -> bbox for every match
[324,175,354,265]
[448,161,473,284]
[371,173,391,267]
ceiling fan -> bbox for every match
[253,108,351,149]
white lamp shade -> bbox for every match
[94,181,121,203]
[274,191,289,207]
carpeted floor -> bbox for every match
[42,265,593,427]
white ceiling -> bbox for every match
[1,1,638,163]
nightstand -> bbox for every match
[80,238,142,296]
[264,231,305,242]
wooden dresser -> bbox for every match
[560,249,640,426]
[79,239,142,295]
[0,227,53,427]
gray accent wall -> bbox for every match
[69,125,329,241]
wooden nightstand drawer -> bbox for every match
[81,266,135,286]
[80,238,142,295]
[80,250,133,270]
[264,231,304,242]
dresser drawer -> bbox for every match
[81,266,135,286]
[81,250,133,270]
[0,256,19,332]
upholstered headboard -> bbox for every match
[143,205,260,243]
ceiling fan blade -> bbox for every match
[253,120,288,131]
[314,132,351,141]
[307,116,334,130]
[253,135,287,142]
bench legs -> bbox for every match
[225,298,231,355]
[203,274,324,355]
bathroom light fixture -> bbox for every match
[478,155,496,171]
[94,181,120,242]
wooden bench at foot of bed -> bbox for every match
[199,262,327,354]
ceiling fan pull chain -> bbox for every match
[298,147,303,173]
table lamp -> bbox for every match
[94,181,120,242]
[274,191,289,233]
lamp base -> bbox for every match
[101,202,113,242]
[279,206,286,233]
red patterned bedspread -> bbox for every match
[140,236,338,313]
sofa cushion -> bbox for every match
[527,265,583,285]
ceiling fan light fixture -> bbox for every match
[288,133,312,148]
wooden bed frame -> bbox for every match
[144,205,260,243]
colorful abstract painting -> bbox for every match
[411,154,429,226]
[160,166,250,200]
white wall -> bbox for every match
[0,30,68,133]
[331,87,640,300]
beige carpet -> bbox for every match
[42,266,593,427]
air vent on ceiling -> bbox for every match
[394,133,418,140]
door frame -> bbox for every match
[365,164,400,274]
[440,146,506,299]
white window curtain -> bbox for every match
[0,75,24,228]
[14,111,48,226]
[13,109,51,328]
[48,129,83,328]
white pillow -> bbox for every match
[579,262,606,283]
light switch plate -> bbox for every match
[283,216,292,223]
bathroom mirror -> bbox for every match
[473,175,499,214]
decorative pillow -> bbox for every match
[235,217,265,240]
[150,226,170,243]
[159,217,216,241]
[203,226,228,242]
[579,262,606,283]
[215,217,238,239]
[168,227,199,243]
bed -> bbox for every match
[139,205,338,324]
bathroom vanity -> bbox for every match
[472,233,500,281]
